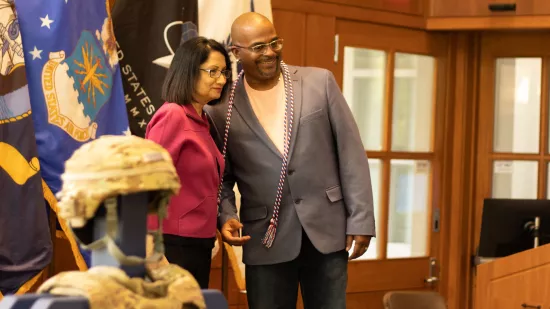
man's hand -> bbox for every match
[346,235,372,260]
[221,218,251,246]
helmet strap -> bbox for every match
[72,194,169,266]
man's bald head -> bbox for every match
[230,12,282,86]
[231,12,274,46]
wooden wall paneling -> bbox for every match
[429,0,500,17]
[313,0,424,16]
[305,15,338,79]
[473,32,499,309]
[439,32,480,309]
[430,0,547,17]
[431,0,550,17]
[272,10,307,66]
[426,16,550,31]
[347,259,431,292]
[429,17,452,265]
[430,0,465,17]
[336,19,447,56]
[481,32,550,55]
[271,0,425,29]
[530,0,550,14]
[346,291,388,309]
[437,33,457,309]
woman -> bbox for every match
[145,36,231,289]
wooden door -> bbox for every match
[313,0,425,15]
[476,31,550,241]
[333,20,450,309]
[476,31,550,283]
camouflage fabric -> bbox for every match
[37,264,206,309]
[56,134,181,228]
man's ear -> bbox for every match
[230,47,241,61]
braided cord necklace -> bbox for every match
[217,61,294,248]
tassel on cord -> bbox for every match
[262,220,277,248]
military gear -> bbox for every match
[56,134,180,265]
[37,264,206,309]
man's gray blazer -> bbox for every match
[205,65,375,266]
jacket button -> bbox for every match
[288,169,295,175]
[294,198,302,204]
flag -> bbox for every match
[0,0,52,298]
[112,0,198,137]
[14,0,130,269]
[152,0,273,72]
[112,0,272,137]
[198,0,272,45]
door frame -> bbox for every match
[442,32,482,309]
[473,31,550,309]
[334,18,454,305]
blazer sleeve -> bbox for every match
[145,107,185,231]
[218,153,239,227]
[146,107,184,166]
[206,109,240,228]
[325,70,376,237]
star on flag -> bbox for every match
[29,46,42,60]
[40,15,54,29]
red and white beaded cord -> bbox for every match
[217,61,294,248]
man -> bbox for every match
[205,12,375,309]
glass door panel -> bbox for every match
[391,53,435,152]
[343,47,386,151]
[493,58,542,154]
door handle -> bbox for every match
[424,257,439,285]
[488,3,516,12]
[521,304,541,309]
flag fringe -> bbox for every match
[41,179,88,272]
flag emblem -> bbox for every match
[41,28,118,142]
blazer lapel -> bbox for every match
[287,67,302,162]
[232,80,283,159]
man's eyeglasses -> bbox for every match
[233,39,284,54]
[200,69,232,79]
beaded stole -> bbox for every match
[217,61,294,248]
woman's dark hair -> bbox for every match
[161,36,232,106]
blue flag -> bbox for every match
[0,0,52,298]
[14,0,130,268]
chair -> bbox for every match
[383,291,447,309]
[202,290,229,309]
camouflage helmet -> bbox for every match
[56,134,180,265]
[37,264,206,309]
